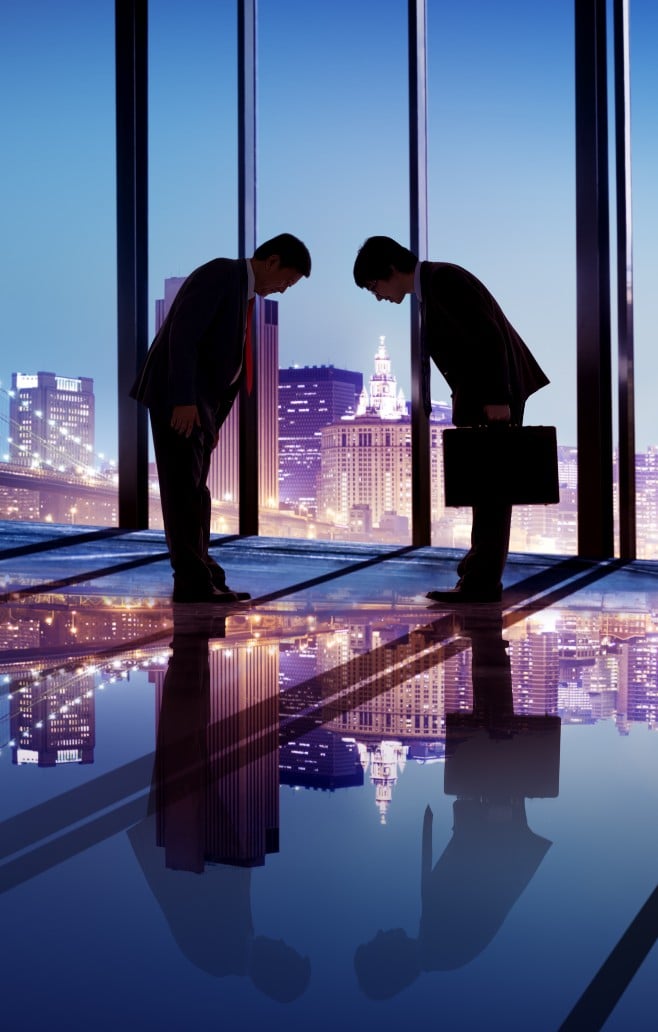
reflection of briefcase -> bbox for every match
[444,713,561,798]
[442,426,560,506]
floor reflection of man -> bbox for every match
[354,607,560,998]
[128,609,311,1003]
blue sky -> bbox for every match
[1,0,657,457]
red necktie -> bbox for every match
[245,297,255,394]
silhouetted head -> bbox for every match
[353,236,417,288]
[249,935,311,1002]
[354,928,421,999]
[253,233,311,276]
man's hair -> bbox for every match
[253,233,312,276]
[353,236,418,287]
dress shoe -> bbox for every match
[172,585,243,604]
[217,585,251,601]
[207,566,251,601]
[426,586,502,604]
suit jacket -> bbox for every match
[420,262,549,426]
[130,258,249,433]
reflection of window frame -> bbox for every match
[115,0,635,560]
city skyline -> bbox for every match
[4,602,658,819]
[2,0,658,462]
[7,340,658,557]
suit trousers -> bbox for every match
[150,412,224,592]
[457,500,512,592]
[455,401,525,592]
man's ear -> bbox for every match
[266,253,281,270]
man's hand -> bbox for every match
[170,404,201,437]
[484,403,511,423]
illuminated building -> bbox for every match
[317,342,452,537]
[509,630,560,716]
[635,446,658,558]
[618,635,658,727]
[359,740,408,824]
[278,363,362,509]
[151,638,280,868]
[354,338,406,420]
[319,416,448,536]
[279,730,363,791]
[9,371,94,471]
[9,669,95,766]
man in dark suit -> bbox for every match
[353,235,549,603]
[131,233,311,603]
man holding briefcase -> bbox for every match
[353,235,549,604]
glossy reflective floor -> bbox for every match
[1,523,657,1030]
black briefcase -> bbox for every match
[442,425,560,506]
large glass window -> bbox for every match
[148,0,238,533]
[259,0,411,544]
[630,0,658,559]
[427,0,576,555]
[1,1,117,527]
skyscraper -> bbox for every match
[9,371,94,471]
[278,364,363,509]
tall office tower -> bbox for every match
[618,634,658,726]
[206,641,280,865]
[154,276,187,334]
[10,670,95,766]
[154,278,279,529]
[150,637,280,868]
[278,364,363,509]
[635,446,658,558]
[257,298,279,509]
[9,371,94,470]
[319,415,445,537]
[317,342,449,538]
[508,629,560,716]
